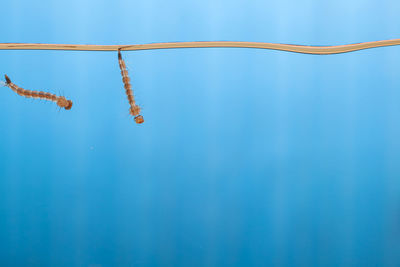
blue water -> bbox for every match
[1,0,400,266]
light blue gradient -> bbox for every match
[1,0,400,266]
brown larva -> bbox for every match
[4,74,72,110]
[118,49,144,124]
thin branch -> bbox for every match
[0,39,400,54]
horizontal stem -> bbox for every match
[0,39,400,54]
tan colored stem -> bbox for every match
[0,39,400,54]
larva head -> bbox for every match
[4,75,11,84]
[57,96,73,110]
[134,115,144,124]
[118,50,122,60]
[65,100,73,110]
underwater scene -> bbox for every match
[1,0,400,266]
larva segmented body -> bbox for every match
[4,75,73,110]
[118,50,144,124]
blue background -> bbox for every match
[1,0,400,266]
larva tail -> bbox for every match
[4,75,11,84]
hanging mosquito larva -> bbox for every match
[4,75,73,110]
[118,49,144,124]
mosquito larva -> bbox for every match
[4,75,73,110]
[118,50,144,124]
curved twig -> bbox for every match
[0,39,400,54]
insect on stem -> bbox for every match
[117,49,144,124]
